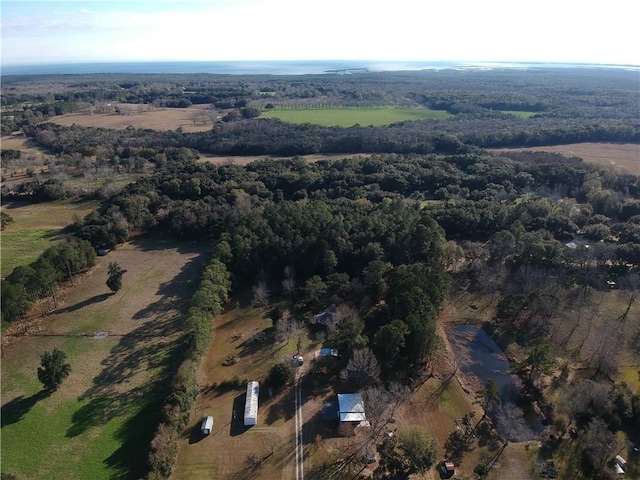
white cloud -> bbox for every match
[1,0,639,65]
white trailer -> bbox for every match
[201,415,214,435]
[244,381,259,426]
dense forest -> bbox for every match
[1,67,639,479]
[2,68,639,154]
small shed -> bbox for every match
[337,393,366,422]
[201,416,213,435]
[244,381,259,426]
[444,461,455,474]
[313,305,338,328]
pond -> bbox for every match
[447,325,546,441]
[447,325,520,402]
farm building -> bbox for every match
[313,305,338,328]
[337,393,366,422]
[244,381,259,426]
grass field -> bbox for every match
[1,237,208,480]
[260,107,452,127]
[494,142,640,176]
[501,110,538,118]
[1,199,100,278]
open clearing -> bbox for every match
[174,294,537,480]
[1,237,208,480]
[0,199,100,278]
[48,103,216,133]
[173,305,318,480]
[197,152,371,166]
[260,107,452,127]
[494,143,640,175]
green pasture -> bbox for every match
[1,240,204,480]
[1,391,154,480]
[501,110,538,118]
[260,107,452,126]
[1,228,61,277]
[1,199,99,277]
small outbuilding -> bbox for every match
[244,381,259,426]
[313,305,338,328]
[439,460,455,477]
[201,416,213,435]
[337,393,366,422]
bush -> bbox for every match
[267,362,294,388]
[147,423,177,479]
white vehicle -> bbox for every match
[201,415,213,435]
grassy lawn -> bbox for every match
[1,198,100,277]
[260,107,452,126]
[1,228,61,277]
[1,238,208,480]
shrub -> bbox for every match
[267,362,294,388]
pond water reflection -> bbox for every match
[448,325,520,402]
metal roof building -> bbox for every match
[337,393,366,422]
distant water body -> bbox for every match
[2,60,637,76]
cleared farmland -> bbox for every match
[260,107,452,127]
[49,104,216,133]
[0,237,208,480]
[494,142,640,175]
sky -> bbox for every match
[1,0,639,66]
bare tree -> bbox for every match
[617,273,639,323]
[558,379,610,427]
[494,403,529,443]
[282,265,296,297]
[348,348,380,387]
[252,281,271,308]
[276,315,303,350]
[362,382,410,444]
[581,418,619,474]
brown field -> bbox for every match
[493,143,640,176]
[1,135,50,154]
[49,103,217,133]
[173,305,313,480]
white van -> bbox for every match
[201,416,214,435]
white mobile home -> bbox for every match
[244,381,259,426]
[201,415,213,435]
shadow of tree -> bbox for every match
[235,327,275,358]
[1,390,51,428]
[54,293,111,314]
[444,429,475,464]
[62,244,208,478]
[264,384,295,425]
[302,409,338,446]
